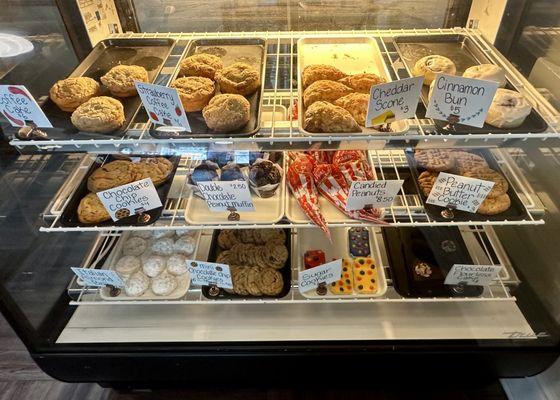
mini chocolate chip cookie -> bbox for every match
[218,230,239,249]
[257,267,283,296]
[245,266,264,296]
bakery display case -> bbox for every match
[2,0,560,390]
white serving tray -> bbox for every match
[99,230,201,301]
[184,157,286,225]
[297,36,410,136]
[295,227,387,299]
[285,153,384,224]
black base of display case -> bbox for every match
[33,345,559,386]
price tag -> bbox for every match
[346,180,404,211]
[426,74,498,128]
[0,85,52,128]
[135,82,190,131]
[298,259,342,293]
[167,145,207,160]
[234,150,250,164]
[71,267,125,288]
[96,178,163,221]
[197,180,255,212]
[365,76,423,127]
[186,260,233,289]
[444,264,503,286]
[426,172,495,213]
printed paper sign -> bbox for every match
[97,178,163,221]
[366,76,423,127]
[298,259,342,293]
[136,82,190,131]
[186,260,233,289]
[426,172,494,213]
[444,264,503,286]
[426,74,498,128]
[197,180,255,212]
[346,180,404,211]
[164,145,207,160]
[71,267,125,288]
[234,150,250,164]
[0,85,52,128]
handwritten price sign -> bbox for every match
[197,180,255,212]
[0,85,52,128]
[136,82,190,131]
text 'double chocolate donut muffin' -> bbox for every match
[179,53,223,80]
[49,77,100,112]
[71,96,125,133]
[215,62,261,96]
[202,94,250,132]
[100,64,148,97]
[170,76,215,112]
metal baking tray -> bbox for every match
[184,153,285,225]
[285,151,386,224]
[149,37,266,138]
[296,227,387,299]
[201,229,292,300]
[297,36,410,136]
[393,33,548,134]
[98,230,201,301]
[59,155,180,228]
[382,226,483,298]
[25,38,176,140]
[405,149,531,222]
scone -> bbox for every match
[302,64,347,88]
[412,55,457,85]
[304,101,360,133]
[71,96,125,133]
[133,157,174,186]
[202,94,250,132]
[338,73,386,93]
[216,62,260,96]
[49,77,100,112]
[334,93,369,125]
[179,53,223,79]
[303,80,353,107]
[170,76,215,112]
[100,65,148,97]
[87,159,137,192]
[77,192,110,224]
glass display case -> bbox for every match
[1,0,560,389]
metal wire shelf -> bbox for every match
[9,28,560,153]
[67,225,517,305]
[40,148,545,233]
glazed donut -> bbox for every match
[412,55,457,85]
[463,64,506,88]
[485,88,532,129]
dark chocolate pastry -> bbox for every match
[249,160,281,187]
[207,151,234,167]
[189,160,220,185]
[221,163,244,181]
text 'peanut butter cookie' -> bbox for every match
[101,64,148,97]
[49,77,100,112]
[71,96,125,133]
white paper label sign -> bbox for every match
[234,150,250,164]
[426,74,498,128]
[346,180,404,211]
[366,76,424,127]
[298,259,342,293]
[187,260,233,289]
[71,267,125,288]
[197,180,255,212]
[135,82,190,131]
[96,178,163,221]
[0,85,52,128]
[444,264,503,286]
[426,172,494,213]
